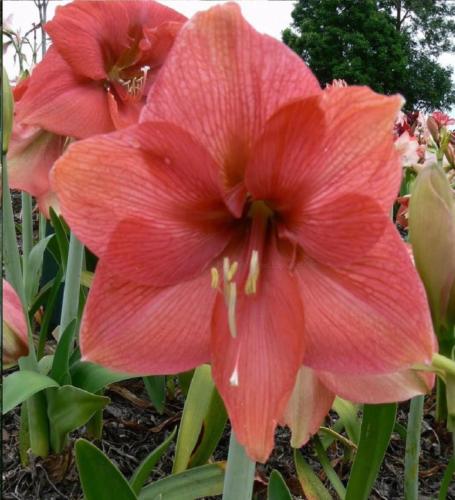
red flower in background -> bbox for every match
[52,4,436,461]
[16,0,186,138]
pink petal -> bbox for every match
[52,122,233,286]
[211,241,305,462]
[80,260,213,374]
[246,90,402,266]
[16,47,114,138]
[8,122,65,216]
[283,367,334,448]
[3,280,28,345]
[318,368,434,404]
[295,223,436,375]
[142,2,320,189]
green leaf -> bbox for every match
[75,439,137,500]
[71,360,135,394]
[267,470,292,500]
[47,385,110,452]
[49,207,69,271]
[143,376,166,414]
[138,463,225,500]
[173,364,215,473]
[49,319,77,386]
[130,428,177,494]
[294,449,331,500]
[24,234,54,305]
[345,403,397,500]
[332,397,361,444]
[439,454,455,500]
[188,387,227,468]
[3,370,59,414]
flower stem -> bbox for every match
[404,395,424,500]
[60,231,84,331]
[222,431,255,500]
[21,192,33,291]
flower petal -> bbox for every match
[246,90,401,266]
[16,47,114,138]
[8,123,65,201]
[318,368,434,404]
[142,2,320,189]
[3,280,28,344]
[295,223,436,375]
[80,260,213,374]
[211,241,305,462]
[52,122,233,286]
[282,367,334,448]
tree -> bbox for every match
[283,0,455,111]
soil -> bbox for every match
[2,377,454,499]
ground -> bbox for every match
[2,377,454,499]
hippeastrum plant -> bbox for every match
[3,280,29,369]
[15,0,186,139]
[52,3,437,462]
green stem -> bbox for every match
[21,192,34,291]
[39,213,47,241]
[222,431,255,500]
[60,231,84,331]
[432,353,455,377]
[404,395,424,500]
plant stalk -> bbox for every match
[60,231,84,331]
[404,395,424,500]
[222,431,255,500]
[21,192,33,293]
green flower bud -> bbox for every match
[409,163,455,331]
[2,67,14,153]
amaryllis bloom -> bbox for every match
[52,4,436,461]
[394,131,419,167]
[432,111,455,128]
[3,280,28,368]
[16,0,186,139]
[8,76,66,217]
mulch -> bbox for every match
[2,378,454,499]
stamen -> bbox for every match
[210,268,219,289]
[119,65,150,99]
[229,365,239,386]
[244,250,260,295]
[227,282,237,338]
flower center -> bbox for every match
[107,64,151,103]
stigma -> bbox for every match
[117,65,150,100]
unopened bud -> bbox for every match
[409,164,455,330]
[427,116,439,144]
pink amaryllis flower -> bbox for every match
[16,0,186,139]
[52,4,436,461]
[8,76,66,217]
[3,280,28,368]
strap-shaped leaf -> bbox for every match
[267,470,292,500]
[143,376,166,414]
[24,234,54,306]
[294,449,331,500]
[49,319,77,385]
[138,463,225,500]
[3,370,59,414]
[130,427,177,494]
[345,403,397,500]
[47,385,109,452]
[70,360,135,394]
[75,438,137,500]
[173,364,215,473]
[332,397,361,444]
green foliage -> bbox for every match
[283,0,455,110]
